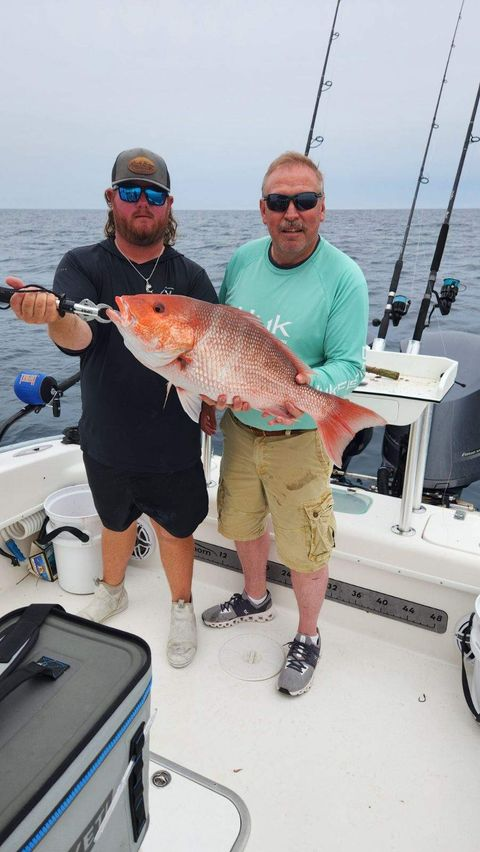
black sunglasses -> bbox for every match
[115,185,168,206]
[263,192,323,212]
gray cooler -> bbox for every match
[0,603,152,851]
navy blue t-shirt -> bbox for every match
[53,239,218,473]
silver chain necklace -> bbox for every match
[115,243,164,292]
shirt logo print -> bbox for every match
[237,306,291,338]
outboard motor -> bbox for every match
[379,330,480,503]
[335,428,373,475]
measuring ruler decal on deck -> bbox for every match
[194,540,448,634]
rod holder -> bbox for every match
[412,404,434,511]
[391,417,423,536]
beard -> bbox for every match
[114,211,167,246]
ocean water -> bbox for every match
[1,208,479,505]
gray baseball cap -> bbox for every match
[111,148,170,192]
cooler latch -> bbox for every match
[128,722,147,841]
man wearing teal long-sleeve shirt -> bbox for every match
[201,151,369,696]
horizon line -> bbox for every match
[0,206,479,213]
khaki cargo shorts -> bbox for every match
[218,410,335,573]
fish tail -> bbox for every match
[315,397,385,469]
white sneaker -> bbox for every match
[167,600,197,668]
[77,580,128,623]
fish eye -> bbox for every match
[153,303,165,313]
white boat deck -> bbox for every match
[1,548,478,852]
[1,426,479,851]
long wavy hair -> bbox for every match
[104,208,178,245]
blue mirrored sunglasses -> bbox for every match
[116,185,168,206]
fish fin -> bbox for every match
[315,397,385,469]
[175,353,193,371]
[152,350,186,367]
[163,382,173,410]
[175,387,202,422]
[220,304,267,328]
[261,404,292,418]
[274,341,313,382]
[220,304,314,380]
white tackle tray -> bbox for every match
[351,350,458,425]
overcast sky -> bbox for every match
[1,0,479,209]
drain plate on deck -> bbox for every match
[219,634,285,681]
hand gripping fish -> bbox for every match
[108,294,385,468]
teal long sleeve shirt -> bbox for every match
[219,235,369,431]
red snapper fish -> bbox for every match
[108,294,385,467]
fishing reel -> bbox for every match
[390,294,411,326]
[14,371,62,416]
[372,294,411,330]
[424,277,460,328]
[434,277,460,316]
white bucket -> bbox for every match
[44,484,102,539]
[44,485,102,594]
[469,595,480,713]
[46,521,101,594]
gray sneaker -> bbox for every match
[77,580,128,623]
[277,633,321,696]
[202,590,273,628]
[167,600,197,668]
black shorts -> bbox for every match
[83,453,209,538]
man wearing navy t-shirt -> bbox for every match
[7,147,218,669]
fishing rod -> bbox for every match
[304,0,341,155]
[371,0,466,349]
[0,370,81,443]
[0,285,110,442]
[408,81,480,354]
